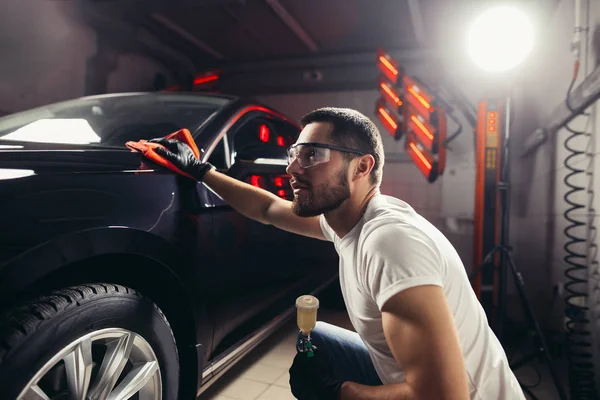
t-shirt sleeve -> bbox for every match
[361,223,444,311]
[319,214,335,242]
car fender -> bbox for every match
[0,226,208,395]
[0,226,206,346]
[0,226,189,297]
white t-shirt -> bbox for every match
[319,194,524,400]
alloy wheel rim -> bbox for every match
[18,328,162,400]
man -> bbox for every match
[148,108,525,400]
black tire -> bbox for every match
[0,283,179,399]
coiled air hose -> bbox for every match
[563,59,599,399]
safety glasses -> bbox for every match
[286,142,366,169]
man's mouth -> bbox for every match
[290,179,310,192]
[293,187,308,195]
[290,180,308,190]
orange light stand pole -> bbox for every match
[472,100,505,330]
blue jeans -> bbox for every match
[291,321,382,394]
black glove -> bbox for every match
[148,138,214,181]
[289,352,345,400]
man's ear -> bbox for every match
[354,155,375,181]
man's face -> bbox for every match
[286,122,351,217]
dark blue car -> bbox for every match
[0,92,338,399]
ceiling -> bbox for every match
[85,0,448,68]
[81,0,557,94]
[157,0,420,60]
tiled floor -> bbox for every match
[197,310,569,400]
[197,310,352,400]
[197,320,298,400]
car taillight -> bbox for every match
[251,175,262,188]
[277,136,285,146]
[249,175,290,197]
[259,124,270,142]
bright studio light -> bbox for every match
[467,6,534,73]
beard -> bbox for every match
[291,168,351,217]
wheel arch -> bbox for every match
[0,227,205,397]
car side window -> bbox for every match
[207,136,229,170]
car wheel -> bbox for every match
[0,283,179,400]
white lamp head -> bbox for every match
[467,5,535,73]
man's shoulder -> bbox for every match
[359,217,426,254]
[360,197,420,238]
[358,207,438,259]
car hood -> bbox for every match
[0,140,147,175]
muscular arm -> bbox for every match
[203,169,326,240]
[145,138,327,240]
[340,285,470,400]
[340,381,413,400]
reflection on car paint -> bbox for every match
[0,169,35,180]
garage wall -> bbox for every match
[107,53,168,94]
[513,0,600,379]
[505,0,584,331]
[0,0,93,112]
[0,0,168,114]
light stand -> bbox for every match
[469,96,568,400]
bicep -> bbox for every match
[381,285,469,399]
[265,198,327,240]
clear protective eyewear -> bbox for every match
[286,142,366,169]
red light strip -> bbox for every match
[408,87,431,109]
[409,142,432,170]
[379,56,398,76]
[378,107,398,130]
[380,82,401,105]
[411,115,433,140]
[251,175,261,187]
[194,74,219,85]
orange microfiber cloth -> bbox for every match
[126,128,200,180]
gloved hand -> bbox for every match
[289,352,345,400]
[149,138,214,181]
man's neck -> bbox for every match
[325,186,379,239]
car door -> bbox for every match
[210,110,338,283]
[202,108,313,353]
[245,115,340,293]
[204,112,292,290]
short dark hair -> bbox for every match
[300,107,385,186]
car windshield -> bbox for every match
[0,93,233,146]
